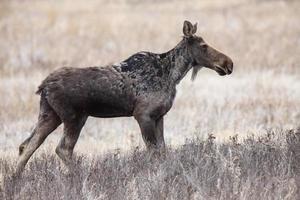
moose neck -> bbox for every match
[161,39,193,85]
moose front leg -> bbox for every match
[155,116,165,150]
[135,114,158,150]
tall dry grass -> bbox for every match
[1,129,300,199]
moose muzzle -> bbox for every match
[214,56,233,76]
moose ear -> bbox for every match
[183,20,194,37]
[191,23,197,34]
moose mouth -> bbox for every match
[214,64,229,76]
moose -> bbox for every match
[16,20,233,174]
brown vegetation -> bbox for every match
[2,129,300,199]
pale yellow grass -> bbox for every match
[0,0,299,157]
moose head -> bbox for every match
[182,20,233,80]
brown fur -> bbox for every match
[16,21,233,174]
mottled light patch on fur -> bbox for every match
[138,51,149,56]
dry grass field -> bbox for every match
[0,0,300,199]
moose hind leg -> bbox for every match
[19,128,36,156]
[16,105,61,175]
[55,116,87,165]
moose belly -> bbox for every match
[73,88,135,118]
[86,101,134,118]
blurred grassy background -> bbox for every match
[0,0,299,154]
[1,0,299,74]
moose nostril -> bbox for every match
[227,60,233,73]
[219,58,233,75]
[227,68,232,74]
